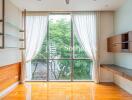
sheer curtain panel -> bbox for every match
[72,12,100,83]
[21,15,48,83]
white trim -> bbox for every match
[0,82,19,99]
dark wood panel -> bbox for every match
[0,63,21,92]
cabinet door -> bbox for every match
[107,35,122,52]
[112,43,122,52]
[113,35,122,44]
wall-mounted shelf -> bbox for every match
[0,0,26,49]
[5,21,23,31]
[5,33,21,39]
[19,30,25,32]
[19,39,24,41]
[5,47,20,49]
[107,31,132,53]
[19,48,25,50]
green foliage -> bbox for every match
[49,19,71,58]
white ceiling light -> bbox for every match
[37,0,42,2]
[65,0,70,4]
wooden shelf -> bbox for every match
[4,47,20,49]
[5,33,21,39]
[101,64,132,81]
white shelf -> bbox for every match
[5,33,21,39]
[0,0,24,49]
[4,47,20,49]
[5,21,22,31]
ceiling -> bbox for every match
[10,0,126,11]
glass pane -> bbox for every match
[74,36,88,58]
[49,60,71,81]
[49,15,71,59]
[73,60,92,80]
[30,59,47,80]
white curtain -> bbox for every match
[26,16,48,61]
[21,15,48,83]
[72,12,100,83]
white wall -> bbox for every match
[114,0,132,69]
[0,0,21,67]
[100,12,114,64]
[0,49,21,66]
[114,0,132,94]
[99,12,114,82]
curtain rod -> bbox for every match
[25,11,114,16]
[26,10,114,13]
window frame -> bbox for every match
[29,13,93,82]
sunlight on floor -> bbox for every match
[3,82,132,100]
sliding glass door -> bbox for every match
[28,14,93,81]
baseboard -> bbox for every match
[0,82,19,99]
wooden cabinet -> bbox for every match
[107,31,132,53]
[107,35,122,52]
[0,63,21,92]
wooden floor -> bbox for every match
[2,82,132,100]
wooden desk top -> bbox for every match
[100,64,132,81]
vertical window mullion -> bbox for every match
[47,15,49,82]
[71,16,74,81]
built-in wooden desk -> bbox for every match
[100,64,132,81]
